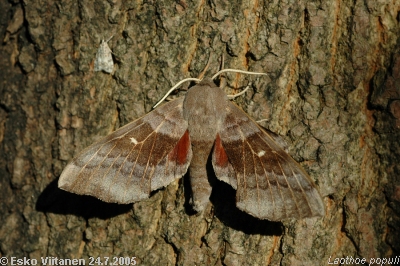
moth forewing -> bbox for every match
[58,97,192,204]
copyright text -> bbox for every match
[0,256,137,265]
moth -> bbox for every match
[94,36,114,73]
[58,70,324,221]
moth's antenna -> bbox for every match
[198,55,211,80]
[153,77,201,108]
[212,69,267,80]
[227,84,251,99]
[219,54,227,89]
[213,69,267,99]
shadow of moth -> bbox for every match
[58,70,324,221]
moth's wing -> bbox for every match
[212,101,324,221]
[93,45,103,72]
[101,49,114,73]
[58,97,192,204]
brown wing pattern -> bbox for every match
[214,101,324,221]
[58,97,192,204]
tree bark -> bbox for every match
[0,0,399,265]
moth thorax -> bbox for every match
[183,81,227,143]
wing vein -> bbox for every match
[286,160,315,217]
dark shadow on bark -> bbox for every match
[36,179,132,219]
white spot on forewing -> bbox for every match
[130,137,138,145]
[257,150,265,157]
